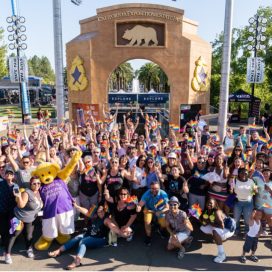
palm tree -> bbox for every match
[138,63,162,92]
[109,62,134,91]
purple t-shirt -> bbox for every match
[40,178,73,219]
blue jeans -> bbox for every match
[234,200,253,233]
[63,234,107,258]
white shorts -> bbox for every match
[42,210,75,239]
[168,231,190,244]
[200,225,234,241]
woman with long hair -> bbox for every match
[104,187,137,243]
[7,176,42,261]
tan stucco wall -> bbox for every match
[67,3,211,125]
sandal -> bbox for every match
[48,250,61,258]
[65,258,82,270]
[249,255,259,262]
[240,256,246,263]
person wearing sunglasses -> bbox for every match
[105,158,136,198]
[6,176,42,263]
[48,204,123,270]
[6,147,35,189]
[187,156,208,211]
[136,181,169,246]
[104,187,137,245]
[132,155,148,200]
[165,196,193,260]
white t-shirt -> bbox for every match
[133,167,147,189]
[234,178,255,201]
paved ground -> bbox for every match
[1,117,270,271]
[0,219,271,271]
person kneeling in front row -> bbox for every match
[165,196,193,259]
[48,204,128,270]
[200,198,235,263]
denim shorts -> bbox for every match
[243,235,258,253]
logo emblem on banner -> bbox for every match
[191,57,210,92]
[68,56,88,91]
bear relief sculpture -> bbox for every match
[122,25,158,46]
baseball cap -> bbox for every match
[168,152,177,159]
[169,196,180,205]
[149,143,157,149]
[5,168,14,175]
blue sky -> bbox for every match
[0,0,271,70]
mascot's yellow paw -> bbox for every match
[56,233,71,245]
[35,236,53,251]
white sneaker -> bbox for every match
[27,248,34,258]
[213,253,226,263]
[5,254,13,264]
[112,242,118,247]
[126,233,133,242]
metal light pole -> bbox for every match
[218,0,234,142]
[247,15,267,117]
[53,0,65,125]
[53,0,82,126]
[7,0,30,124]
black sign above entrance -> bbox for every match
[108,93,169,104]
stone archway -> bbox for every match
[67,3,211,126]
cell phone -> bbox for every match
[13,187,20,194]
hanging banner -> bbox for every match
[108,94,137,104]
[8,57,28,83]
[246,57,264,83]
[138,93,169,104]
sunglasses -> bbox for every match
[198,161,206,164]
[119,193,127,196]
[23,161,30,164]
[169,203,178,207]
[0,165,5,169]
[111,161,118,164]
[32,182,41,186]
[11,148,18,151]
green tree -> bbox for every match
[210,6,272,114]
[28,55,55,84]
[109,62,134,91]
[138,62,160,92]
[137,62,169,92]
[0,28,8,78]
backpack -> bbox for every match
[224,216,236,232]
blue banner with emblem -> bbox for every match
[108,94,137,104]
[138,93,169,104]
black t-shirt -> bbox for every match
[85,215,109,239]
[80,166,100,197]
[187,165,208,196]
[105,171,124,197]
[113,202,136,227]
[164,175,185,195]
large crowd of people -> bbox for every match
[0,105,271,269]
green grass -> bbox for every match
[0,105,56,118]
